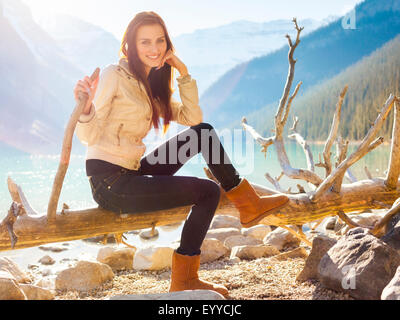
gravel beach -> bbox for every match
[53,254,353,300]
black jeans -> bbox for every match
[89,122,241,256]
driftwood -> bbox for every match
[1,18,400,251]
[241,18,400,243]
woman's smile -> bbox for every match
[146,54,161,60]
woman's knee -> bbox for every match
[196,178,220,203]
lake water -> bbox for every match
[0,133,392,269]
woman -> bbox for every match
[74,11,289,297]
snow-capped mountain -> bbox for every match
[37,14,326,95]
[173,18,325,94]
[36,14,121,74]
[0,0,83,154]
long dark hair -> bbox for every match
[120,11,174,134]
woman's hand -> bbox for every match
[73,74,99,114]
[157,49,188,76]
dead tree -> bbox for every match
[241,18,400,241]
[1,18,400,252]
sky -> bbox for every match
[21,0,364,40]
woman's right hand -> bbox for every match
[73,74,99,114]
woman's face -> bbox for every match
[136,24,168,75]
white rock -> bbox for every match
[241,225,272,241]
[133,246,174,271]
[205,228,241,242]
[263,227,301,251]
[109,290,225,300]
[97,247,136,271]
[39,255,55,266]
[40,268,53,277]
[224,235,262,250]
[324,217,337,230]
[382,266,400,300]
[0,257,31,284]
[55,260,114,292]
[139,228,159,239]
[38,245,68,253]
[349,212,383,228]
[210,215,241,230]
[230,245,280,260]
[200,238,229,263]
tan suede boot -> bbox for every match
[225,178,289,228]
[169,251,229,297]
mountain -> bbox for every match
[290,34,400,142]
[201,0,400,129]
[173,18,324,95]
[37,15,325,96]
[0,0,83,154]
[36,14,121,73]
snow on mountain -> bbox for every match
[36,14,121,73]
[172,18,325,94]
[0,0,85,154]
[36,13,325,95]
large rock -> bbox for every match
[0,277,27,300]
[205,228,241,242]
[230,245,279,260]
[0,257,31,283]
[97,247,136,271]
[381,266,400,300]
[210,215,241,230]
[55,260,114,292]
[133,247,174,271]
[109,290,225,300]
[296,235,337,282]
[223,235,262,250]
[318,228,400,300]
[381,212,400,254]
[241,225,271,241]
[200,238,229,263]
[263,227,301,251]
[19,284,54,300]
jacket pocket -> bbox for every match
[116,123,124,147]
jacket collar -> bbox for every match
[118,58,137,79]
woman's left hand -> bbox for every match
[157,49,188,76]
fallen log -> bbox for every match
[1,176,400,252]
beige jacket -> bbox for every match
[76,58,203,170]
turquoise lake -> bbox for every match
[0,131,392,268]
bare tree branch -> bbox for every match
[385,98,400,189]
[47,69,100,223]
[321,86,348,177]
[310,94,396,201]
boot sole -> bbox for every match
[241,198,290,228]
